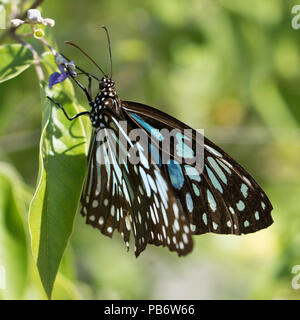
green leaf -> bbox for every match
[52,273,82,300]
[29,53,89,299]
[0,44,33,83]
[0,162,28,299]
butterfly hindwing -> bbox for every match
[122,100,273,236]
[80,110,193,256]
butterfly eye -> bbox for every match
[99,81,107,90]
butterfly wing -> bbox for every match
[122,100,273,236]
[80,110,193,257]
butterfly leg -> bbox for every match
[87,74,92,98]
[68,73,93,104]
[59,53,96,103]
[47,96,90,121]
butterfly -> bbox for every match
[48,26,273,257]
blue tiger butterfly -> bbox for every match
[48,27,273,257]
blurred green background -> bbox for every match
[0,0,300,299]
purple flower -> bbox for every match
[49,71,68,88]
[48,55,77,88]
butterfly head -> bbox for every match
[99,76,117,102]
[99,76,115,90]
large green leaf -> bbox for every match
[0,162,28,299]
[29,52,89,298]
[0,44,33,83]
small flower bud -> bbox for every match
[33,28,45,39]
[27,9,43,23]
[55,54,65,65]
[66,62,76,70]
[42,18,55,27]
[10,19,24,27]
[67,62,77,76]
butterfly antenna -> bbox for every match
[100,25,113,79]
[64,41,106,77]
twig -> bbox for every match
[11,32,44,81]
[39,36,57,56]
[20,0,30,13]
[18,32,35,38]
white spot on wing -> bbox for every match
[236,200,245,211]
[98,216,104,225]
[173,203,179,218]
[240,184,249,198]
[207,190,217,212]
[202,213,208,225]
[107,226,113,233]
[244,220,250,227]
[92,200,99,208]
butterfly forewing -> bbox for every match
[122,100,273,236]
[80,110,193,257]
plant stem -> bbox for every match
[38,37,57,56]
[11,32,44,81]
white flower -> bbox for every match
[27,9,43,23]
[33,28,45,39]
[42,18,55,27]
[10,19,24,27]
